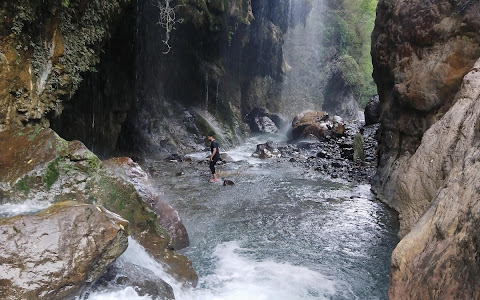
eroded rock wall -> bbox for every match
[0,0,129,130]
[388,59,480,300]
[371,0,480,234]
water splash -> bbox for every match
[0,199,53,218]
[87,287,152,300]
[183,241,337,300]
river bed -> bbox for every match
[0,136,399,300]
[110,136,399,299]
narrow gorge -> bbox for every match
[1,0,479,299]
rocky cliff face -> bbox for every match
[389,59,480,300]
[0,0,128,130]
[47,0,293,156]
[371,0,480,234]
[371,0,480,298]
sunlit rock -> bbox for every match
[0,201,128,300]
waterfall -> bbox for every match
[280,0,324,117]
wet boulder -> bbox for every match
[245,107,286,133]
[290,111,345,141]
[103,157,190,251]
[0,201,129,300]
[252,141,281,159]
[0,127,198,287]
[364,95,380,125]
[92,262,175,300]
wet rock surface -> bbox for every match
[364,95,380,125]
[0,201,128,300]
[90,262,175,300]
[290,111,345,141]
[245,107,287,134]
[252,141,282,159]
[0,127,198,290]
[103,157,190,251]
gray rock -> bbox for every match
[220,152,234,162]
[0,201,129,300]
[364,95,380,125]
[91,262,175,300]
[388,59,480,300]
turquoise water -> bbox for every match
[147,137,399,300]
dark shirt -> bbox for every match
[210,140,220,161]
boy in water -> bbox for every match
[208,133,220,182]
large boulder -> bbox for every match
[322,72,360,120]
[92,262,175,300]
[103,157,190,250]
[290,111,345,141]
[364,95,380,125]
[244,107,287,134]
[0,127,197,286]
[0,201,128,300]
[388,60,480,299]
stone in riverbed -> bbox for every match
[252,141,281,159]
[92,262,175,300]
[0,201,129,300]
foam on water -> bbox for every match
[87,287,152,300]
[0,199,53,218]
[87,238,336,300]
[183,241,336,300]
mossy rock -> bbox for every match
[0,126,198,286]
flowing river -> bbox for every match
[0,136,399,300]
[89,135,398,300]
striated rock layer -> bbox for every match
[0,201,129,300]
[388,59,480,300]
[371,0,480,298]
[371,0,480,234]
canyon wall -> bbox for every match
[372,0,480,235]
[50,0,296,156]
[0,0,129,130]
[371,0,480,298]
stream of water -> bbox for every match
[92,135,398,299]
[0,136,399,300]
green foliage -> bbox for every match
[16,177,31,196]
[45,159,60,189]
[323,0,378,107]
[1,0,128,97]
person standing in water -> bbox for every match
[353,128,365,167]
[208,133,220,182]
